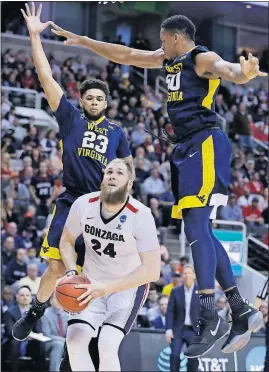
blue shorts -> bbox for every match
[40,191,85,271]
[170,129,231,219]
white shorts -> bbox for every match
[68,284,149,335]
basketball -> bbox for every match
[55,275,91,312]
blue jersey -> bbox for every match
[54,95,131,196]
[163,45,221,141]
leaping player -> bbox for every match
[59,158,160,371]
[51,13,266,357]
[13,3,133,342]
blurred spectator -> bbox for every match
[133,146,152,172]
[247,172,264,195]
[24,247,41,266]
[162,273,182,296]
[150,295,169,330]
[143,169,166,203]
[3,197,19,224]
[162,260,180,286]
[2,236,16,268]
[41,293,68,371]
[4,174,31,212]
[4,248,27,285]
[2,222,25,249]
[1,153,16,186]
[22,125,40,148]
[159,182,175,227]
[130,122,148,149]
[258,301,268,334]
[242,88,258,114]
[40,130,58,157]
[243,198,264,237]
[134,158,150,184]
[216,296,231,322]
[165,265,199,372]
[19,263,41,296]
[158,233,170,265]
[233,102,253,153]
[29,161,56,217]
[3,286,46,371]
[215,94,228,116]
[220,194,244,222]
[1,285,14,316]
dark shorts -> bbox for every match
[40,191,85,271]
[170,128,231,220]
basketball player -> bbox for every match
[13,3,133,342]
[59,158,160,371]
[51,15,266,357]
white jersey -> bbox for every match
[65,191,159,282]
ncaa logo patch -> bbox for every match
[120,215,127,223]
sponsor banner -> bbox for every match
[119,330,265,371]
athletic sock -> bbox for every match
[31,298,47,312]
[225,286,245,314]
[200,293,216,320]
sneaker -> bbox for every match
[221,301,263,353]
[185,315,230,358]
[12,306,45,341]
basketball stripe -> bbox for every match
[124,283,149,334]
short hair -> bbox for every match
[106,158,133,180]
[157,294,169,304]
[79,78,110,99]
[161,15,196,41]
[16,285,31,295]
[182,264,195,273]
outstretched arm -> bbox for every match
[51,25,165,69]
[195,51,267,84]
[21,2,63,111]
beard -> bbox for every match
[83,108,105,121]
[100,181,129,205]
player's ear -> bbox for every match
[104,100,108,109]
[79,98,83,108]
[128,180,133,190]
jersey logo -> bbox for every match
[116,224,121,230]
[120,215,127,223]
[108,125,114,130]
[196,195,206,204]
[88,197,100,203]
[42,246,50,253]
[126,203,138,214]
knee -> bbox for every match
[98,328,121,356]
[66,324,91,353]
[51,340,64,352]
[47,259,66,278]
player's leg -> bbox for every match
[98,325,124,371]
[171,132,230,357]
[12,194,72,341]
[67,297,106,371]
[67,323,96,371]
[209,226,263,353]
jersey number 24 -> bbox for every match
[91,239,117,258]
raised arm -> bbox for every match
[21,2,63,111]
[195,51,267,84]
[51,25,165,69]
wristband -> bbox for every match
[65,269,78,276]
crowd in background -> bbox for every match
[1,45,268,370]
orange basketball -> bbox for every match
[55,275,90,312]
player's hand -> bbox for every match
[75,281,107,306]
[240,53,267,80]
[21,2,53,35]
[165,329,173,344]
[50,24,81,46]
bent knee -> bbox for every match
[48,259,66,277]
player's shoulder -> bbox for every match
[106,119,123,133]
[74,191,101,207]
[127,197,151,217]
